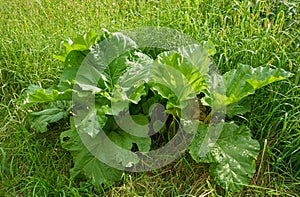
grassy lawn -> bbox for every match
[0,0,299,196]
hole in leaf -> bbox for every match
[62,136,70,142]
[131,143,139,152]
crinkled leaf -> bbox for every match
[58,50,88,91]
[99,115,151,167]
[60,118,122,187]
[108,52,153,115]
[82,32,137,87]
[103,131,140,168]
[114,114,149,138]
[224,64,293,105]
[108,128,151,153]
[63,116,145,174]
[150,83,175,105]
[178,44,211,75]
[128,84,147,104]
[29,101,71,132]
[226,102,251,118]
[190,123,260,191]
[23,85,72,107]
[150,62,193,107]
[107,130,150,168]
[246,66,293,89]
[156,44,210,94]
[117,51,153,88]
[75,105,108,138]
[54,29,109,62]
[99,52,132,91]
[71,32,138,105]
[151,44,211,111]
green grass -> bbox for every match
[1,0,299,196]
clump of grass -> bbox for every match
[105,154,217,196]
[249,80,300,196]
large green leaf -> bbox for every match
[58,50,88,91]
[105,129,151,168]
[150,44,211,115]
[73,106,151,166]
[190,122,260,191]
[108,127,151,153]
[117,51,153,89]
[77,32,137,87]
[100,51,151,91]
[29,101,71,132]
[113,114,149,138]
[54,29,109,62]
[62,116,150,182]
[155,44,210,94]
[75,105,108,138]
[223,64,293,105]
[226,98,251,118]
[70,33,139,120]
[23,85,72,107]
[108,52,153,115]
[61,118,123,187]
[150,61,196,110]
[102,115,151,167]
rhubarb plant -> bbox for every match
[23,29,293,191]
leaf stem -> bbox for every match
[203,111,212,124]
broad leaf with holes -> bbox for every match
[190,123,260,191]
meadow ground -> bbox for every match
[0,0,299,196]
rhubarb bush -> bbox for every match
[23,29,293,191]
